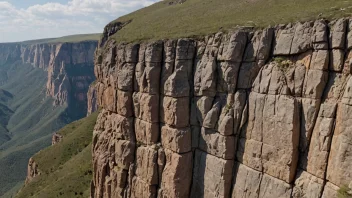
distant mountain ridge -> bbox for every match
[0,36,98,197]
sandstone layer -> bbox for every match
[92,18,352,198]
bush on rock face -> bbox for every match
[338,185,352,198]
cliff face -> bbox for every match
[0,41,97,114]
[91,18,352,198]
[87,82,99,116]
[45,42,97,108]
[25,158,40,185]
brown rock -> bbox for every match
[329,18,347,49]
[312,20,329,50]
[259,174,292,198]
[87,82,99,115]
[199,127,236,160]
[218,31,247,62]
[116,90,133,117]
[303,69,328,99]
[103,169,128,198]
[133,92,159,123]
[232,163,262,198]
[291,22,313,54]
[237,61,263,89]
[243,28,274,62]
[176,39,196,60]
[134,62,161,94]
[115,140,135,170]
[323,72,348,101]
[52,132,63,145]
[299,98,321,153]
[292,170,324,198]
[157,148,166,185]
[160,149,193,198]
[134,146,158,185]
[274,25,295,55]
[329,49,345,72]
[163,68,191,97]
[161,125,192,153]
[217,61,241,93]
[135,119,159,145]
[131,176,157,198]
[160,96,189,128]
[25,158,40,185]
[191,96,214,126]
[310,50,329,70]
[321,182,339,198]
[191,150,234,198]
[115,62,136,92]
[327,103,352,186]
[241,92,300,183]
[307,103,337,179]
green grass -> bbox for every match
[18,33,101,45]
[15,112,98,198]
[46,34,101,43]
[338,185,352,198]
[0,89,13,144]
[109,0,352,43]
[0,61,76,197]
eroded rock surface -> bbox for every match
[92,18,352,198]
[25,158,40,185]
[0,41,98,116]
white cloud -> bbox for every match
[0,0,159,42]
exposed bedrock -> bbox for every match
[0,41,97,115]
[92,18,352,198]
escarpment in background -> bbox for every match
[92,18,352,198]
[0,41,97,116]
[0,39,98,196]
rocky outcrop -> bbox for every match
[45,42,97,107]
[52,132,63,145]
[0,41,97,115]
[25,158,40,185]
[87,82,99,115]
[92,18,352,198]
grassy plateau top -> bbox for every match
[109,0,352,43]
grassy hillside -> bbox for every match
[47,34,101,43]
[0,89,13,144]
[20,34,101,45]
[15,112,98,198]
[110,0,352,43]
[0,61,73,197]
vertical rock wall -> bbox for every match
[0,41,97,114]
[92,18,352,198]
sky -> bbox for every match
[0,0,160,42]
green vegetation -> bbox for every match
[272,57,293,72]
[0,89,13,144]
[15,112,98,198]
[46,34,101,43]
[338,185,352,198]
[110,0,352,43]
[19,33,101,45]
[0,61,73,197]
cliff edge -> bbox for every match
[91,17,352,198]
